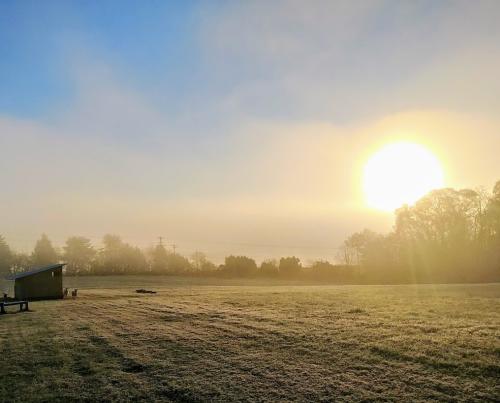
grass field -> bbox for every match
[1,277,499,402]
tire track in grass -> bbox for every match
[53,286,500,401]
[64,298,405,400]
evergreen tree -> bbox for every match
[64,236,96,275]
[32,234,58,267]
[0,235,13,275]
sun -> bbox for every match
[363,142,444,212]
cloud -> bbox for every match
[197,0,500,122]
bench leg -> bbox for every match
[0,305,4,314]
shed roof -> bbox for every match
[7,263,67,280]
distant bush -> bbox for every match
[279,256,301,278]
[219,255,257,277]
[259,259,279,277]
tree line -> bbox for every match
[339,180,500,283]
[0,234,209,276]
[0,233,353,280]
[1,180,499,283]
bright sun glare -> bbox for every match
[363,142,444,212]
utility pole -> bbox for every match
[172,244,177,255]
[158,236,163,247]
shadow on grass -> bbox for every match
[370,345,499,379]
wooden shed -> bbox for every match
[10,263,66,301]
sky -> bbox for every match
[1,0,500,263]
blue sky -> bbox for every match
[0,1,200,117]
[1,1,500,261]
[2,0,477,122]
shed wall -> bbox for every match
[14,268,63,300]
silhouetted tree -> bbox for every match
[121,244,148,273]
[485,180,500,242]
[11,252,31,274]
[190,251,216,272]
[279,256,301,277]
[150,244,169,273]
[32,234,58,267]
[309,260,351,281]
[341,229,381,267]
[94,234,149,274]
[259,259,279,277]
[222,256,257,277]
[165,251,191,273]
[394,188,487,281]
[342,181,500,283]
[0,236,13,275]
[191,251,206,271]
[64,236,96,275]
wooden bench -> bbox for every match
[0,301,29,314]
